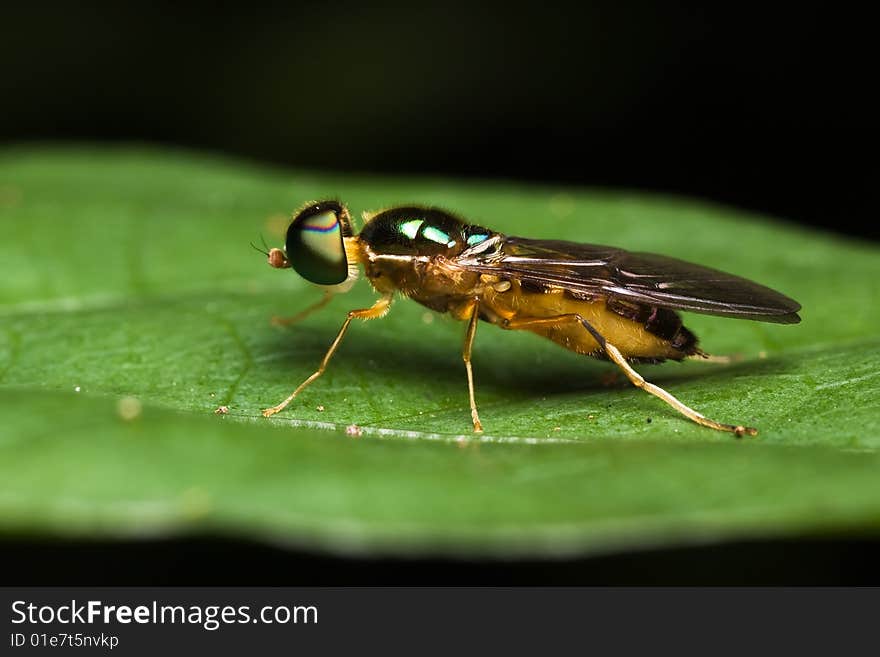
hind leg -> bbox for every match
[502,313,757,436]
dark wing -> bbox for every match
[455,236,801,323]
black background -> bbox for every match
[3,535,880,585]
[2,1,875,239]
[2,2,877,584]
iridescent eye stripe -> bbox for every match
[304,215,339,233]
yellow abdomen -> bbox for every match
[478,280,694,362]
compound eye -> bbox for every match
[286,202,349,285]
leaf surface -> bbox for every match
[1,146,878,556]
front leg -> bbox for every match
[262,294,393,418]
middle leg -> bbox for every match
[461,299,484,433]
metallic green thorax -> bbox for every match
[359,207,492,257]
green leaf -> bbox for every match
[1,145,879,557]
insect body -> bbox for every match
[260,201,801,436]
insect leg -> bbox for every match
[462,299,484,433]
[262,294,393,418]
[686,350,740,364]
[271,289,335,327]
[601,340,756,437]
[502,313,756,436]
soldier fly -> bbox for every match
[258,200,801,436]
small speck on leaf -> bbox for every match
[117,396,142,421]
